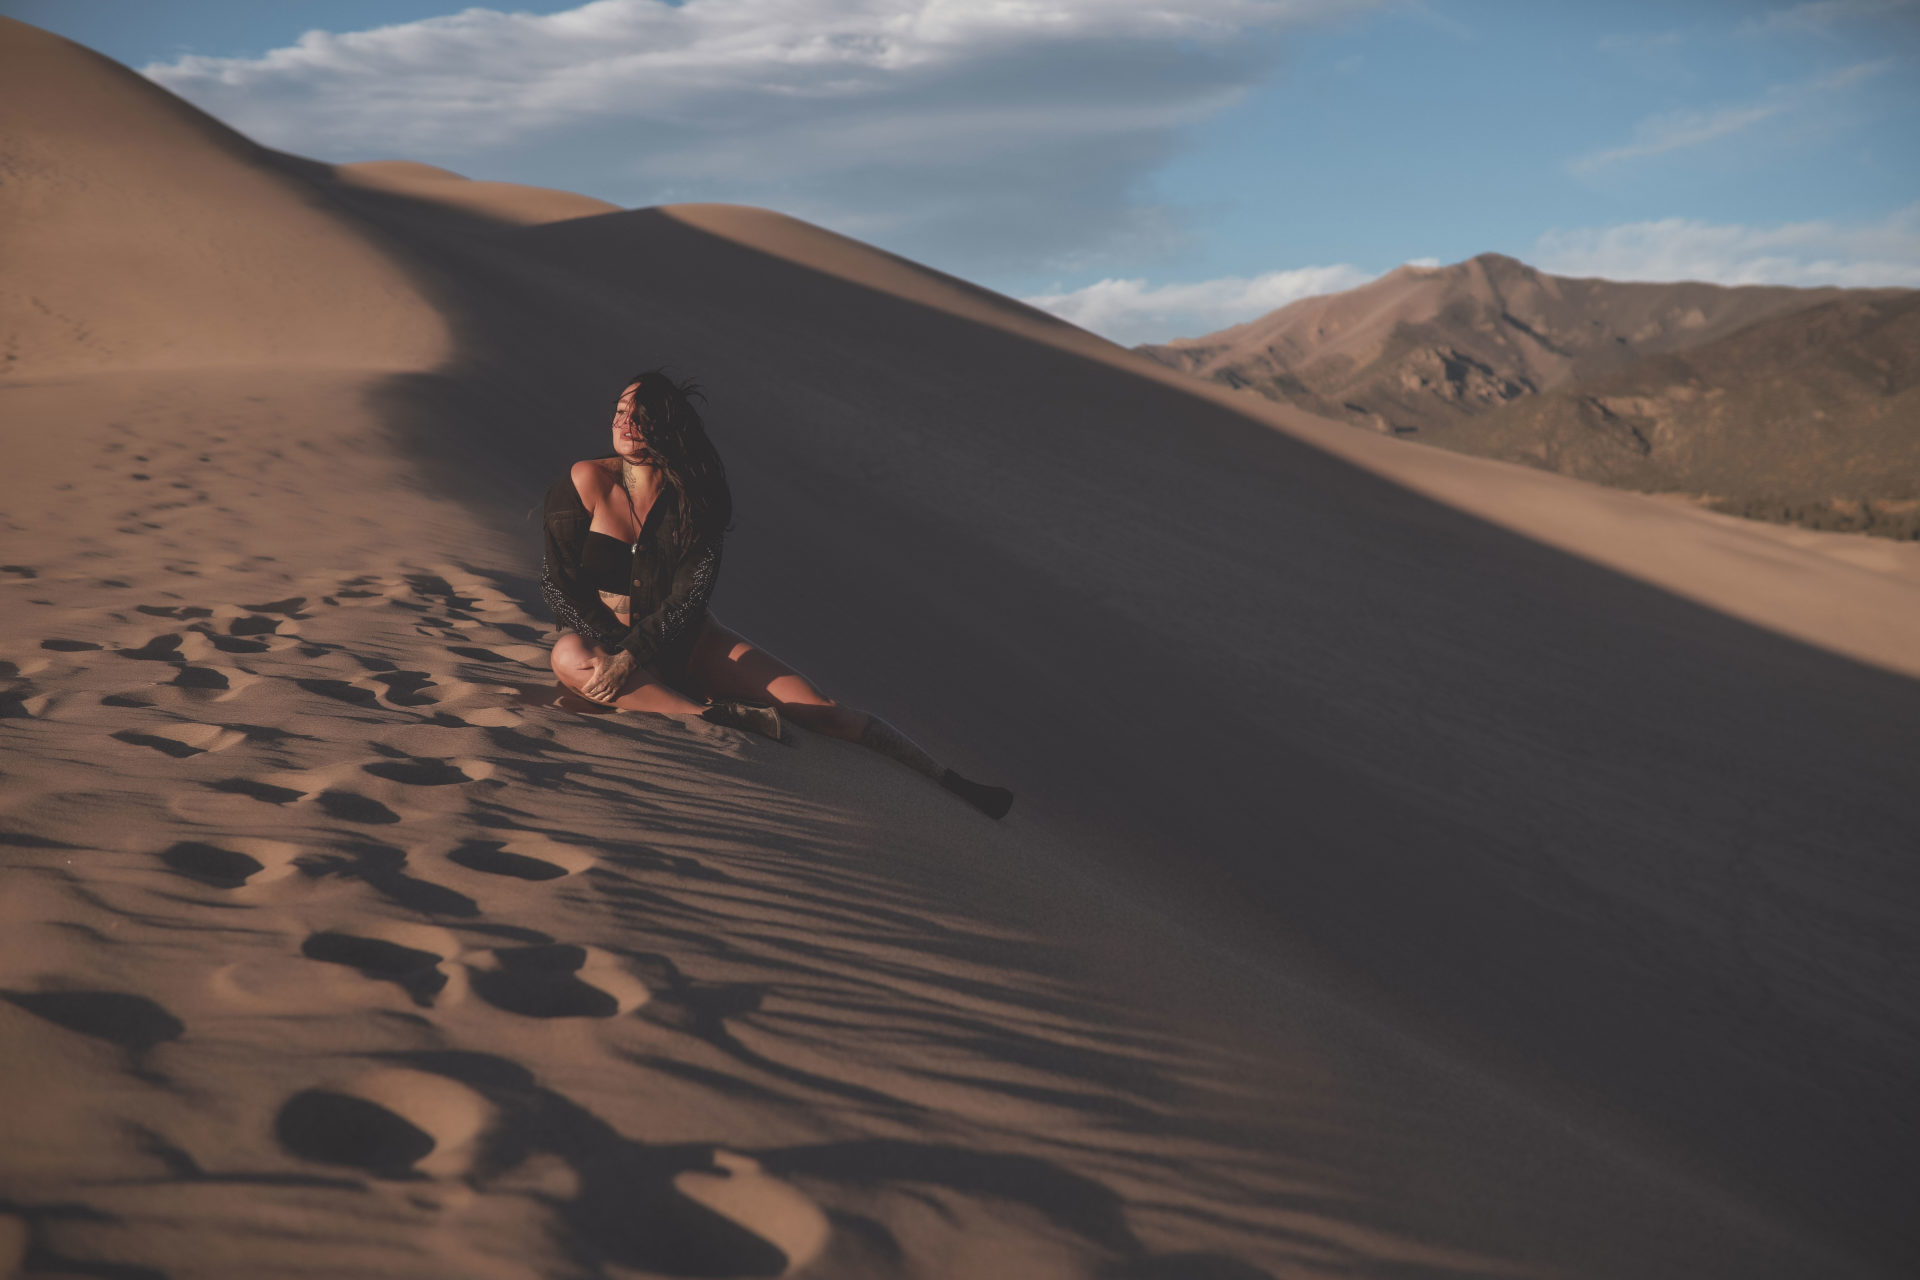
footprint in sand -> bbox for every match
[239,596,308,617]
[183,606,304,656]
[1,988,182,1080]
[466,943,649,1019]
[104,632,255,701]
[166,772,311,826]
[567,1143,833,1276]
[294,678,383,710]
[159,837,301,890]
[369,669,438,706]
[232,761,425,825]
[206,776,307,805]
[348,1046,836,1275]
[672,1150,832,1276]
[361,754,494,787]
[445,834,595,882]
[300,923,465,1007]
[196,619,274,655]
[134,720,254,753]
[293,669,450,714]
[2,687,53,719]
[315,790,404,824]
[114,633,184,662]
[160,661,259,703]
[112,722,247,758]
[303,839,479,918]
[275,1067,492,1180]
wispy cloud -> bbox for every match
[1748,0,1918,35]
[1023,264,1376,346]
[1596,28,1685,55]
[1531,205,1920,287]
[143,0,1376,275]
[1571,102,1783,173]
[1569,58,1891,175]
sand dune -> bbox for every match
[0,22,447,376]
[4,16,1919,1280]
[331,161,623,228]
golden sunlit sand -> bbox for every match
[3,18,1917,1279]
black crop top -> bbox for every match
[579,530,633,595]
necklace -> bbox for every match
[618,467,657,554]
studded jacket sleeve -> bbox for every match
[540,477,627,652]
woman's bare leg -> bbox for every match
[687,619,867,739]
[686,618,1012,817]
[549,632,706,716]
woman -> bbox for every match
[542,371,1013,819]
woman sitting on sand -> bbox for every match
[542,371,1013,819]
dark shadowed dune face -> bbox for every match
[347,187,1920,1269]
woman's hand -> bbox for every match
[580,647,636,703]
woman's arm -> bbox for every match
[540,472,627,651]
[576,534,719,703]
[617,535,722,670]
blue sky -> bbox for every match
[10,0,1917,344]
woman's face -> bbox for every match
[610,382,654,463]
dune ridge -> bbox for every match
[5,17,1919,1279]
[0,22,448,376]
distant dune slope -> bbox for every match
[0,20,447,374]
[1140,254,1917,535]
[329,160,623,227]
[5,15,1920,1279]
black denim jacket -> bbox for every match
[540,470,721,678]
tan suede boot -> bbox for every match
[700,700,783,740]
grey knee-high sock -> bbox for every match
[858,714,942,778]
[859,714,1015,819]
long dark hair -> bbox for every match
[625,370,733,554]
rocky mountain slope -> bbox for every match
[1140,255,1918,536]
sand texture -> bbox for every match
[4,18,1919,1280]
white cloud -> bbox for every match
[144,0,1374,274]
[1022,264,1374,346]
[1531,205,1920,288]
[1569,59,1891,175]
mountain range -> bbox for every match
[1140,254,1920,538]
